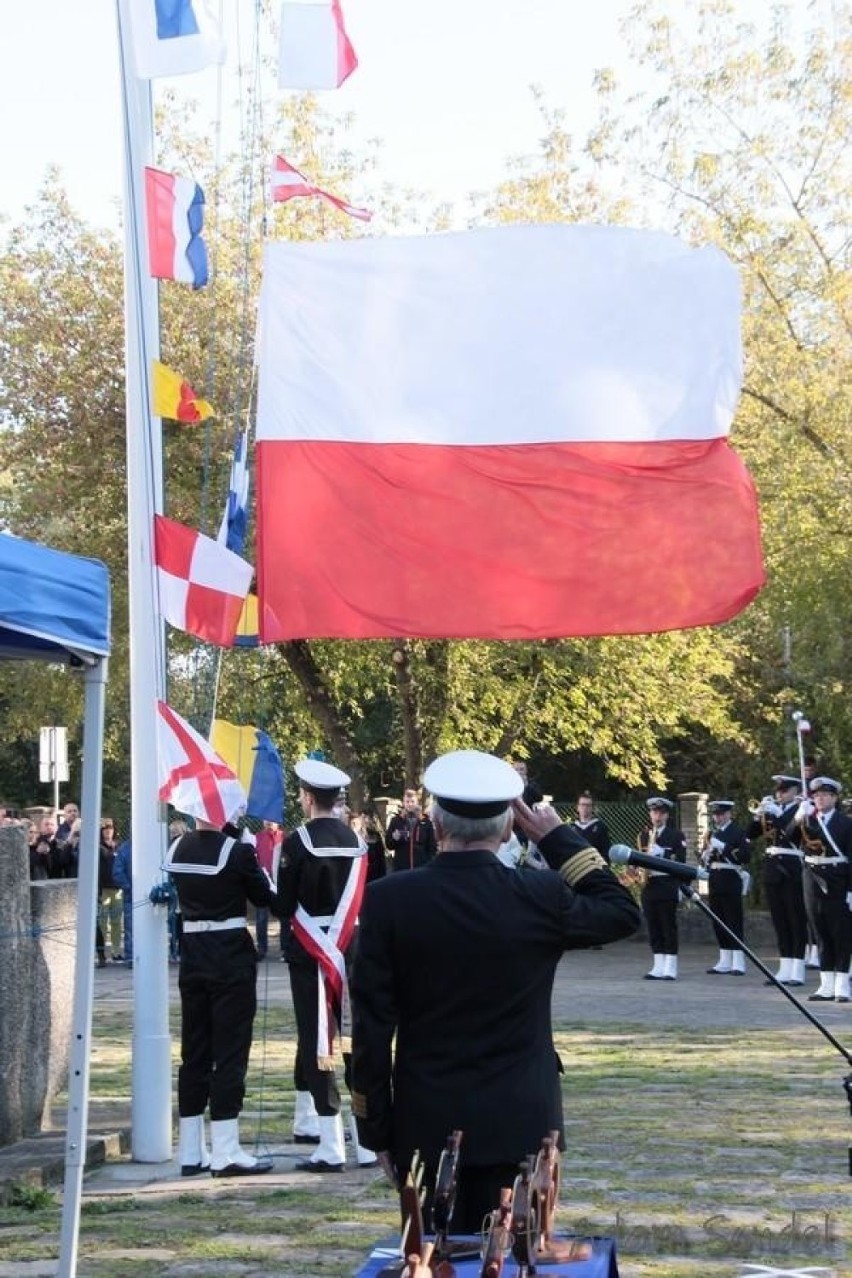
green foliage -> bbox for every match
[4,4,852,808]
[7,1181,56,1211]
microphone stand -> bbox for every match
[678,881,852,1175]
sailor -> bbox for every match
[638,798,688,981]
[277,757,375,1171]
[350,749,641,1233]
[746,775,807,985]
[166,811,274,1178]
[701,800,751,976]
[795,777,852,1003]
[568,791,612,862]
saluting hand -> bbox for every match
[511,797,562,843]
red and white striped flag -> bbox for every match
[153,516,253,647]
[278,0,357,90]
[271,154,372,222]
[157,700,246,826]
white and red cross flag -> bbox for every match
[254,224,765,641]
[157,700,246,826]
[154,516,253,647]
[278,0,357,90]
[271,154,372,222]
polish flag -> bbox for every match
[154,516,254,646]
[254,225,765,641]
[271,154,372,222]
[278,0,357,90]
[157,700,246,826]
[144,167,208,288]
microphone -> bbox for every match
[609,844,708,882]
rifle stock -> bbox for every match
[479,1186,512,1278]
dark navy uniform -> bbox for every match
[350,822,640,1227]
[568,816,612,862]
[278,817,365,1115]
[798,786,852,998]
[747,785,806,970]
[701,806,750,973]
[166,827,273,1121]
[638,811,687,975]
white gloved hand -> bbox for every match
[709,836,725,853]
[795,799,814,823]
[763,801,783,819]
[846,891,852,912]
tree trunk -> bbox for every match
[279,641,366,809]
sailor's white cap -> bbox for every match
[423,750,523,818]
[646,796,674,811]
[809,776,841,795]
[771,774,801,790]
[294,758,351,789]
[708,799,735,812]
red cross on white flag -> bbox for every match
[156,700,246,825]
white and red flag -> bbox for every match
[154,515,253,646]
[156,699,246,825]
[144,167,208,288]
[278,0,357,90]
[271,154,371,222]
[254,224,765,641]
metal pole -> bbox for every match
[116,0,172,1163]
[56,660,108,1278]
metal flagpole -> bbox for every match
[115,0,172,1163]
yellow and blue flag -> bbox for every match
[209,720,284,822]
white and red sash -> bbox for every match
[290,824,367,1069]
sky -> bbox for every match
[0,0,638,232]
[0,0,813,235]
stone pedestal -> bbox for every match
[0,825,77,1145]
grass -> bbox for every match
[0,995,849,1275]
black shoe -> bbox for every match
[706,967,732,974]
[293,1134,321,1145]
[181,1162,211,1178]
[211,1157,273,1177]
[643,973,666,980]
[781,979,803,987]
[807,992,834,1001]
[355,1159,379,1169]
[295,1158,344,1173]
[836,996,851,1003]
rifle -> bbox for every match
[399,1150,427,1265]
[529,1131,560,1251]
[404,1241,434,1277]
[479,1186,513,1278]
[432,1129,471,1263]
[509,1160,538,1276]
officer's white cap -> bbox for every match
[708,799,734,811]
[646,796,674,810]
[295,758,351,789]
[771,774,801,789]
[423,750,523,818]
[809,776,841,794]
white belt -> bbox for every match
[804,856,846,867]
[709,861,740,870]
[765,847,803,858]
[183,915,247,933]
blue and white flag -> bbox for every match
[217,428,250,555]
[128,0,226,79]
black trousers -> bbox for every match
[708,877,745,948]
[763,857,806,958]
[806,866,852,972]
[404,1161,520,1237]
[288,961,348,1116]
[642,884,679,953]
[178,931,258,1120]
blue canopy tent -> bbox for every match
[0,533,110,1277]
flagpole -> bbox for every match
[116,0,172,1164]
